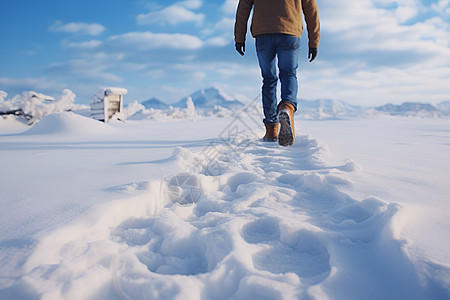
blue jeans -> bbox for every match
[255,34,300,124]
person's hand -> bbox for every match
[308,47,318,62]
[235,42,245,56]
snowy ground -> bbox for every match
[0,111,449,300]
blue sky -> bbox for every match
[0,0,449,106]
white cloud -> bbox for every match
[299,62,450,105]
[214,17,235,31]
[109,32,203,50]
[62,39,102,49]
[146,69,167,79]
[170,61,260,89]
[394,4,418,22]
[200,17,234,46]
[161,85,188,94]
[320,0,450,55]
[151,85,192,103]
[49,21,105,36]
[201,17,234,36]
[216,63,260,80]
[192,71,206,81]
[178,0,203,10]
[137,2,204,26]
[0,77,66,91]
[221,0,238,15]
[286,0,450,105]
[122,63,148,71]
[46,58,123,82]
[78,52,125,61]
[431,0,450,15]
[204,36,230,47]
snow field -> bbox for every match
[6,116,439,299]
[0,111,449,299]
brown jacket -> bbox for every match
[234,0,320,48]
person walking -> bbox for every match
[234,0,320,146]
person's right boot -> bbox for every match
[278,102,295,146]
[263,123,279,142]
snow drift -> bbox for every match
[22,111,117,136]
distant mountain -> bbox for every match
[174,87,245,110]
[139,89,449,119]
[141,98,169,110]
[374,102,447,117]
[438,101,450,113]
[298,99,364,119]
[298,100,449,119]
[141,87,245,111]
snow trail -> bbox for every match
[15,126,442,300]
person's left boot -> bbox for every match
[278,102,295,146]
[263,123,279,142]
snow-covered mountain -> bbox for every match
[297,99,449,119]
[298,99,364,119]
[298,99,450,119]
[142,87,245,111]
[174,87,245,110]
[374,102,448,117]
[438,101,450,113]
[141,98,169,110]
[139,88,449,119]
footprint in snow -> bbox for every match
[251,227,331,284]
[225,172,259,193]
[240,215,330,284]
[112,210,232,276]
[242,216,281,244]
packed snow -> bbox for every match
[0,89,449,300]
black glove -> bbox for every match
[308,47,318,62]
[235,42,245,56]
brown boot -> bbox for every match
[263,123,279,142]
[278,102,295,146]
